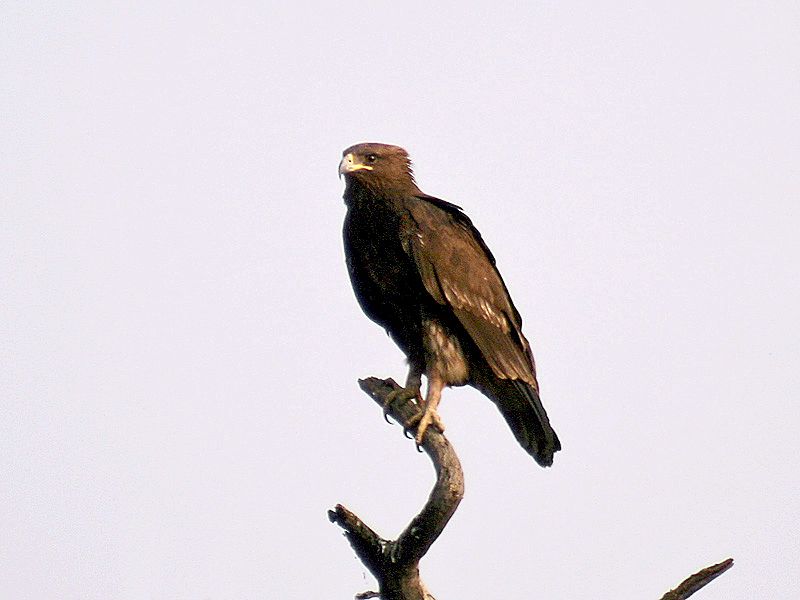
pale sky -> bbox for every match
[2,2,799,599]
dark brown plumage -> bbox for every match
[339,143,560,466]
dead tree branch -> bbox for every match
[659,558,734,600]
[329,377,464,600]
[329,377,733,599]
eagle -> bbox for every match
[339,143,560,467]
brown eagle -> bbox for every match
[339,143,560,467]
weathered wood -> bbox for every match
[329,377,733,599]
[659,558,734,600]
[329,377,464,600]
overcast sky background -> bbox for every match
[3,2,799,599]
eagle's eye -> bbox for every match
[366,153,378,163]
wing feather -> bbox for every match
[403,196,537,386]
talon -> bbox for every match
[382,386,419,423]
[400,404,427,440]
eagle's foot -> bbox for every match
[413,406,445,445]
[383,385,422,424]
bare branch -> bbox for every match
[330,377,465,600]
[327,503,386,580]
[358,377,465,566]
[329,377,733,599]
[659,558,734,600]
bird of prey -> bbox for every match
[339,143,560,467]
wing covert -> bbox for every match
[402,197,537,385]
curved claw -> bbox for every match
[403,410,421,434]
[382,385,421,424]
[384,390,423,439]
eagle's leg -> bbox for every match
[382,367,423,422]
[414,374,446,445]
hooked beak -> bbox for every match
[339,153,373,178]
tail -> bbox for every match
[473,375,561,467]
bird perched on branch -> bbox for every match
[339,143,560,467]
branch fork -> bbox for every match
[329,377,464,600]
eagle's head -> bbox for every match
[339,143,418,195]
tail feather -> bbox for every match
[473,375,561,467]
